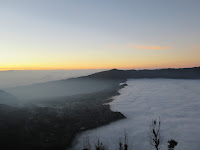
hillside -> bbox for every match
[0,90,18,106]
[82,67,200,79]
[6,78,123,101]
[5,67,200,102]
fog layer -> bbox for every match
[0,70,103,89]
[5,79,118,102]
[71,79,200,150]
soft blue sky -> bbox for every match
[0,0,200,70]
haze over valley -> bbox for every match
[1,1,200,150]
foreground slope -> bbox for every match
[0,83,126,150]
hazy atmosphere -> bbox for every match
[0,1,200,150]
[0,69,103,88]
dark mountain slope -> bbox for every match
[6,67,199,101]
[82,67,200,79]
[6,78,123,101]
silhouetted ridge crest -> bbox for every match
[6,67,200,101]
[81,67,200,79]
[83,69,127,79]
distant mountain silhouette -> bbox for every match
[82,67,200,79]
[6,67,200,101]
[6,78,122,100]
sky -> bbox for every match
[0,0,200,70]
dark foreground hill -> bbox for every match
[0,80,126,150]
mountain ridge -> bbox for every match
[5,66,200,101]
[80,66,200,79]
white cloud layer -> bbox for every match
[71,79,200,150]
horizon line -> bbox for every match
[0,66,199,72]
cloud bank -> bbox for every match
[130,45,171,50]
[71,79,200,150]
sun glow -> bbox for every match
[0,1,199,71]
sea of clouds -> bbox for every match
[71,79,200,150]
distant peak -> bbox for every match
[110,69,119,71]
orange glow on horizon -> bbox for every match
[0,63,199,71]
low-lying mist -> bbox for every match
[0,70,107,106]
[71,79,200,150]
[5,78,119,104]
[0,69,124,150]
[0,90,18,106]
[0,69,104,89]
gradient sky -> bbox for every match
[0,0,200,70]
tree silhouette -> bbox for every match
[149,118,161,150]
[83,136,91,150]
[168,139,178,150]
[95,138,106,150]
[82,118,178,150]
[119,131,128,150]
